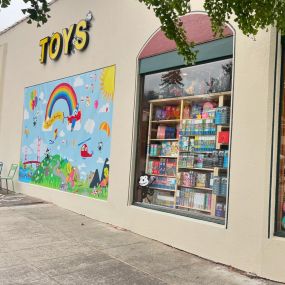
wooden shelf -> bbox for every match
[178,167,227,172]
[146,92,231,219]
[180,134,216,137]
[149,187,175,192]
[148,173,177,178]
[176,204,211,213]
[178,167,214,171]
[150,138,178,141]
[149,155,178,158]
[194,186,213,191]
[151,119,180,123]
[179,150,213,154]
[178,185,212,191]
[149,91,231,104]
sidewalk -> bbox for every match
[0,202,280,285]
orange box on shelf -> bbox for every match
[218,131,229,144]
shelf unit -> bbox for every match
[145,91,231,219]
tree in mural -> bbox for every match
[1,0,285,63]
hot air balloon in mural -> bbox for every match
[99,122,110,136]
[29,90,38,111]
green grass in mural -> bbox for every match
[27,154,108,200]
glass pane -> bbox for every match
[134,59,233,224]
[276,56,285,234]
[144,59,232,100]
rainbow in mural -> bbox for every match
[43,83,81,131]
[19,65,116,200]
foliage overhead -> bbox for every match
[139,0,285,64]
[0,0,50,27]
[1,0,285,63]
[138,0,196,64]
[204,0,285,37]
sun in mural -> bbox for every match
[100,65,115,101]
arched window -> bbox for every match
[134,13,235,225]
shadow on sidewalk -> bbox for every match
[0,189,46,208]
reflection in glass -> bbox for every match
[144,59,232,100]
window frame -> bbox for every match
[274,36,285,237]
[132,53,235,226]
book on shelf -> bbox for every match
[176,187,212,211]
[154,105,180,121]
[156,125,177,139]
[145,96,231,218]
[178,171,213,189]
[150,176,176,190]
[147,158,177,176]
[153,191,175,208]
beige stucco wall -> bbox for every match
[0,0,284,282]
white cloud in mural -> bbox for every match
[73,76,84,87]
[97,157,104,164]
[99,103,110,113]
[29,138,47,158]
[43,99,48,105]
[24,109,29,120]
[66,121,81,131]
[59,130,65,137]
[57,145,61,150]
[84,119,95,134]
[21,146,32,155]
[78,163,86,170]
[39,92,44,101]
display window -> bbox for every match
[276,47,285,235]
[134,58,233,224]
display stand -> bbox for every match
[145,91,231,219]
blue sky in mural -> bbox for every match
[20,66,114,192]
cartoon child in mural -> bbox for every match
[65,162,79,190]
[99,167,109,190]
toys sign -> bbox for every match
[39,11,93,64]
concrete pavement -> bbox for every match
[0,202,280,285]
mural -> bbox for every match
[19,65,116,200]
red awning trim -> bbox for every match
[139,13,233,60]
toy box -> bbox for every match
[218,131,229,144]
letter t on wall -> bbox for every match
[39,37,50,64]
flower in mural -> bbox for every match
[100,66,115,101]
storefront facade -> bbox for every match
[0,0,284,282]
